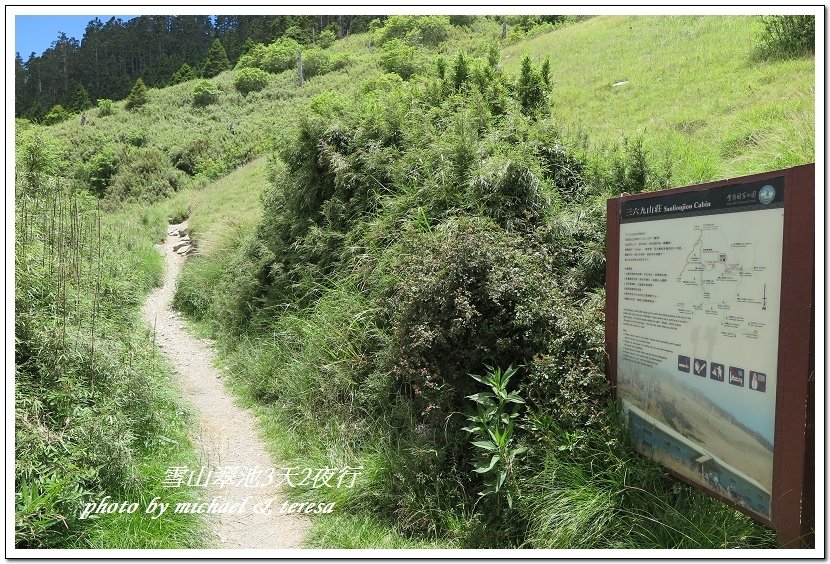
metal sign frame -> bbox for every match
[604,164,814,548]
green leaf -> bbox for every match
[470,372,489,385]
[473,454,501,474]
[471,440,498,451]
[506,392,525,404]
[467,392,496,405]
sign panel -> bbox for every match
[615,177,785,520]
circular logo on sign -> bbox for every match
[758,185,776,204]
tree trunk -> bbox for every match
[297,50,303,86]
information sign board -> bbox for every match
[605,164,814,547]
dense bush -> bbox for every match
[467,156,549,229]
[758,15,814,58]
[234,67,270,95]
[516,56,550,117]
[106,146,185,204]
[378,39,425,79]
[82,146,119,196]
[258,38,302,74]
[375,15,452,46]
[381,217,560,432]
[191,79,221,106]
[43,104,71,125]
[96,98,115,117]
[317,29,337,48]
[236,37,346,80]
[301,47,335,78]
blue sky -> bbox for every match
[15,16,136,59]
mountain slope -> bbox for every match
[503,15,814,183]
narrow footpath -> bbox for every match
[141,221,309,549]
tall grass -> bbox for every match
[14,156,206,547]
[516,416,778,548]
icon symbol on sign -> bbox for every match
[758,185,776,205]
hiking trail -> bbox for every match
[141,221,310,549]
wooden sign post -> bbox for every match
[605,164,814,547]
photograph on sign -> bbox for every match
[615,178,785,520]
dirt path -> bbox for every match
[141,221,310,549]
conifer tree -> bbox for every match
[68,84,93,113]
[540,57,551,88]
[201,38,231,78]
[170,63,197,85]
[516,56,547,117]
[452,52,470,91]
[124,77,148,110]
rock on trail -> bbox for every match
[141,221,310,549]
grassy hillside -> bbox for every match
[16,14,814,550]
[166,16,812,550]
[502,15,814,183]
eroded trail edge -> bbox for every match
[141,221,309,549]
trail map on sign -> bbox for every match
[675,221,773,341]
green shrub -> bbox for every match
[260,37,302,74]
[16,129,62,184]
[375,15,451,46]
[317,28,337,48]
[520,289,609,429]
[192,79,221,106]
[118,128,148,147]
[124,78,148,111]
[42,104,70,125]
[301,47,333,78]
[379,39,423,79]
[382,216,559,433]
[86,147,119,196]
[758,15,814,58]
[96,99,115,117]
[534,138,588,203]
[234,67,270,95]
[172,137,212,176]
[359,72,405,94]
[235,42,266,69]
[308,91,350,119]
[467,156,548,230]
[107,147,185,204]
[599,136,671,197]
